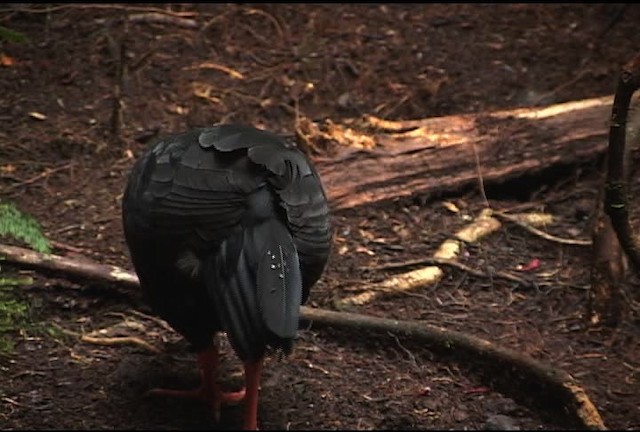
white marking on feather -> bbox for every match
[175,250,201,279]
[278,244,287,319]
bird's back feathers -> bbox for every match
[122,124,331,359]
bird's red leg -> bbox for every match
[242,358,264,431]
[146,345,246,422]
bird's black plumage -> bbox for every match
[122,124,331,361]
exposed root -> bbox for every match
[301,307,606,430]
[336,209,502,307]
[372,256,535,288]
[0,242,607,429]
[79,335,160,353]
[52,319,162,354]
[495,211,592,246]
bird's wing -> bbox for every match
[124,129,261,248]
[200,125,332,295]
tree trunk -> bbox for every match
[589,181,625,326]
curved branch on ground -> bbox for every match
[0,242,605,430]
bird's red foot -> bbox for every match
[147,385,246,422]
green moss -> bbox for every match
[0,201,52,356]
[0,285,29,355]
[0,25,29,43]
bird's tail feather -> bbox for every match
[203,219,303,360]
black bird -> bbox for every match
[122,124,332,430]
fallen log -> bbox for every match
[0,242,605,430]
[317,96,613,211]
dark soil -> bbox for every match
[1,4,639,430]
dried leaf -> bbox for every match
[0,53,15,67]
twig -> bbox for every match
[80,335,161,353]
[596,4,630,41]
[471,142,490,209]
[127,308,176,333]
[52,321,160,353]
[0,242,605,430]
[2,163,72,194]
[183,62,245,80]
[241,7,286,45]
[494,211,592,246]
[8,4,199,18]
[128,13,199,29]
[50,240,86,254]
[372,256,535,289]
[530,69,591,107]
[109,12,129,141]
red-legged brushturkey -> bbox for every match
[122,124,332,430]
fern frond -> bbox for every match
[0,202,51,254]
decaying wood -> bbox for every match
[317,96,613,211]
[336,210,561,308]
[589,201,625,326]
[0,242,606,429]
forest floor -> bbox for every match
[1,4,639,430]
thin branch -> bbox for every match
[471,141,490,209]
[8,4,199,18]
[128,13,199,29]
[0,243,140,289]
[80,335,161,353]
[109,12,129,142]
[605,52,640,273]
[52,322,161,353]
[2,163,73,194]
[494,211,592,246]
[0,242,605,430]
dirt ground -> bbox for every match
[1,3,640,430]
